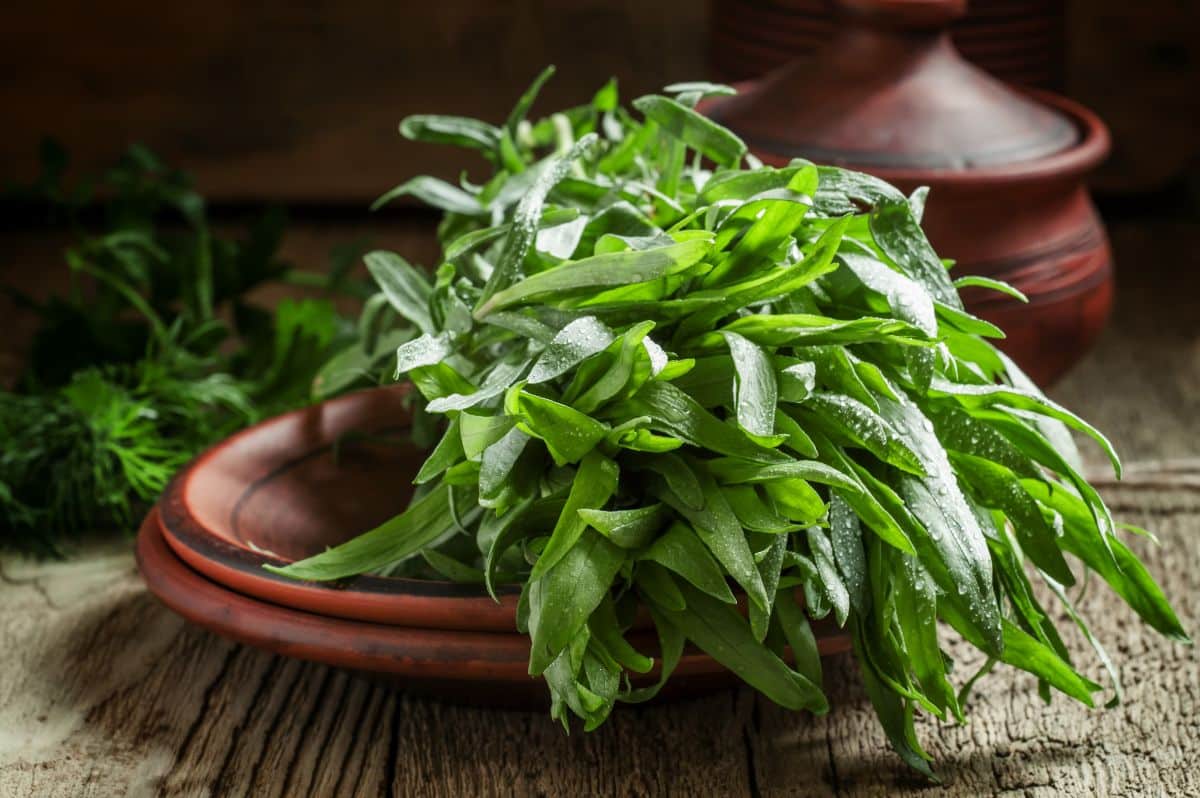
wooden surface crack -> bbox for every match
[172,645,242,771]
[825,725,842,797]
[384,694,402,798]
[741,696,762,798]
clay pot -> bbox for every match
[710,0,1068,91]
[707,0,1112,385]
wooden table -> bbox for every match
[2,218,1198,796]
[1,475,1196,797]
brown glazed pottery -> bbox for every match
[707,0,1112,385]
[138,509,853,707]
[157,385,523,632]
[710,0,1068,91]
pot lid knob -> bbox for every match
[710,0,1079,170]
[839,0,966,30]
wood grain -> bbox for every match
[1,477,1196,797]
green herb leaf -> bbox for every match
[650,581,827,712]
[530,450,619,580]
[632,95,747,167]
[721,331,778,440]
[528,528,625,675]
[267,483,470,581]
[640,521,737,603]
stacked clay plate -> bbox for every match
[138,387,851,706]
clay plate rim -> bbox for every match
[138,508,854,685]
[157,387,523,632]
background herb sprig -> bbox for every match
[1,144,356,554]
[276,71,1186,776]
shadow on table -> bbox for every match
[28,588,1106,797]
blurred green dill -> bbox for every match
[0,141,364,555]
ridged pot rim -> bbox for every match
[743,88,1110,190]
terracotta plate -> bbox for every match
[138,509,852,706]
[157,387,523,631]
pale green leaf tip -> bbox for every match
[263,562,318,580]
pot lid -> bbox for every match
[709,0,1079,170]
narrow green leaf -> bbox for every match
[640,522,736,603]
[477,237,712,318]
[650,582,827,713]
[477,134,600,308]
[588,596,653,674]
[930,378,1122,478]
[807,428,916,555]
[394,333,452,377]
[699,314,933,350]
[399,114,501,152]
[774,589,823,687]
[636,560,687,611]
[578,504,668,549]
[372,176,484,215]
[528,316,615,384]
[1024,480,1189,643]
[852,627,936,779]
[953,275,1029,302]
[999,619,1099,705]
[627,451,705,510]
[426,360,524,413]
[829,495,867,613]
[478,426,531,503]
[891,550,959,718]
[806,526,850,626]
[363,251,434,334]
[721,331,777,440]
[632,95,747,167]
[813,166,906,215]
[267,483,469,581]
[530,450,619,580]
[724,485,801,533]
[750,534,787,640]
[650,459,769,611]
[507,384,606,455]
[415,417,465,484]
[869,199,961,309]
[609,381,788,464]
[951,452,1075,587]
[528,528,625,675]
[506,66,557,136]
[803,394,925,476]
[706,457,860,493]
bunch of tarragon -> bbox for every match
[284,71,1186,775]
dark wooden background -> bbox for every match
[2,0,1197,204]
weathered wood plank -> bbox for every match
[1,478,1195,797]
[0,546,753,797]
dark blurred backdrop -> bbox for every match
[2,0,1196,204]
